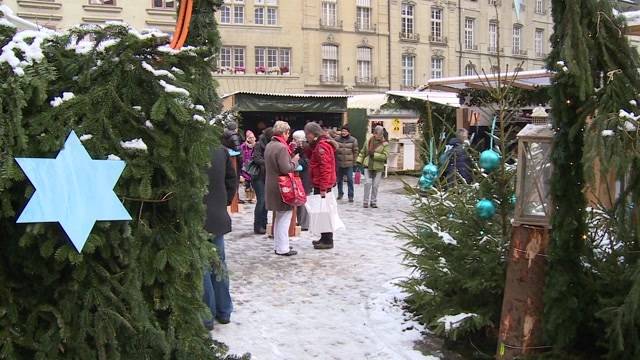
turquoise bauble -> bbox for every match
[510,194,517,205]
[476,199,496,219]
[479,149,501,173]
[418,175,433,190]
[422,163,439,177]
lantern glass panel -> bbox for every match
[521,140,552,217]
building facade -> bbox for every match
[1,0,554,94]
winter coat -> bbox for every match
[297,147,313,194]
[222,130,242,153]
[204,146,237,235]
[444,138,473,184]
[251,134,270,181]
[356,137,389,172]
[264,138,299,211]
[334,135,359,168]
[240,142,255,181]
[307,135,338,192]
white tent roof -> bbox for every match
[0,5,54,32]
[347,94,388,109]
[347,91,459,110]
[424,69,553,92]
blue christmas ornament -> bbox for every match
[510,194,517,205]
[418,175,433,190]
[479,149,501,173]
[422,163,439,182]
[476,199,496,219]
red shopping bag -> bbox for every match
[278,173,307,207]
[354,170,361,185]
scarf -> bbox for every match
[273,135,292,155]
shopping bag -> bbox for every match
[305,194,345,235]
[354,170,361,185]
[278,173,307,207]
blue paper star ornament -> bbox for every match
[16,131,132,252]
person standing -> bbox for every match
[240,130,257,203]
[202,145,237,330]
[265,121,300,256]
[251,127,273,235]
[304,122,338,250]
[443,128,473,186]
[292,130,312,231]
[334,124,358,202]
[356,125,389,209]
[221,121,243,203]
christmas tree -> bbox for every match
[0,2,247,358]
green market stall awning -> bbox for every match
[222,91,349,113]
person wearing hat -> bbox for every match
[334,124,359,202]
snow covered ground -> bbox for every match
[212,176,446,360]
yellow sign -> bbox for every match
[391,118,401,131]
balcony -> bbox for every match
[399,32,420,42]
[320,74,343,85]
[464,44,479,51]
[488,46,504,54]
[512,49,528,57]
[355,22,377,33]
[429,35,448,46]
[355,76,377,87]
[320,19,343,30]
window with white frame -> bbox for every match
[535,28,544,57]
[219,47,232,68]
[233,47,245,68]
[266,7,277,25]
[357,47,372,83]
[513,25,522,54]
[220,5,231,23]
[402,54,415,87]
[322,0,337,27]
[255,47,291,72]
[322,44,339,82]
[152,0,175,9]
[279,48,290,71]
[356,0,372,31]
[431,8,443,41]
[401,3,414,35]
[255,7,264,24]
[464,63,476,76]
[464,18,475,50]
[234,5,245,24]
[535,0,544,14]
[431,57,443,79]
[489,21,497,52]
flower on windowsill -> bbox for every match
[268,66,280,74]
[279,66,289,75]
[216,66,233,74]
[255,65,266,74]
[234,66,245,74]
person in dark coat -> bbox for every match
[334,124,358,202]
[251,127,273,234]
[444,128,473,186]
[222,121,243,202]
[202,145,237,330]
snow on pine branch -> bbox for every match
[437,313,478,332]
[120,138,148,151]
[0,29,54,76]
[425,223,457,246]
[159,80,190,97]
[96,38,119,52]
[50,92,75,107]
[142,61,176,80]
[193,115,206,123]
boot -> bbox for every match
[314,233,333,249]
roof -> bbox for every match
[347,94,388,109]
[0,5,55,33]
[221,91,351,99]
[423,69,554,92]
[622,10,640,35]
[386,90,460,107]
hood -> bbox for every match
[318,135,339,149]
[448,137,462,146]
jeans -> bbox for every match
[336,166,354,200]
[253,178,268,231]
[203,234,232,327]
[363,169,383,205]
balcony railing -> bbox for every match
[429,35,448,45]
[512,49,528,57]
[355,22,376,33]
[488,46,504,54]
[355,76,377,87]
[464,44,479,51]
[399,32,420,42]
[320,74,343,84]
[320,18,343,30]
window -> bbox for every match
[219,47,232,68]
[402,54,415,87]
[431,8,443,41]
[489,21,498,52]
[357,47,372,83]
[464,63,476,76]
[153,0,175,9]
[535,0,544,14]
[220,5,231,23]
[401,3,414,35]
[513,25,522,54]
[255,7,264,24]
[233,47,245,68]
[322,44,339,82]
[89,0,116,4]
[535,28,544,57]
[357,1,372,31]
[255,47,291,72]
[234,5,245,24]
[267,7,277,25]
[464,18,475,50]
[431,57,443,79]
[322,1,337,27]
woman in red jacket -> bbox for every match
[304,122,338,249]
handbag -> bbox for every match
[278,173,307,207]
[242,160,260,177]
[305,194,345,234]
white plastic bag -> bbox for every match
[305,194,345,235]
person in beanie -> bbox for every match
[240,130,256,203]
[251,127,273,234]
[202,144,237,329]
[304,122,338,250]
[334,124,358,202]
[443,128,473,186]
[356,125,389,208]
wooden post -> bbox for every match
[230,157,239,213]
[497,225,549,359]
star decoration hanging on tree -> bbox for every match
[16,131,132,252]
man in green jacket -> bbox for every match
[356,125,389,208]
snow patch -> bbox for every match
[193,114,206,123]
[619,109,640,121]
[0,18,16,28]
[107,154,121,161]
[630,100,637,107]
[50,92,75,107]
[601,130,614,137]
[193,104,205,111]
[171,66,184,74]
[132,106,142,111]
[624,121,637,131]
[79,134,93,141]
[562,66,569,72]
[157,44,197,55]
[142,61,176,79]
[437,313,478,332]
[556,61,565,66]
[426,224,457,246]
[120,138,148,151]
[74,39,95,54]
[144,120,154,129]
[128,28,168,40]
[96,38,119,52]
[159,80,190,97]
[0,29,54,76]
